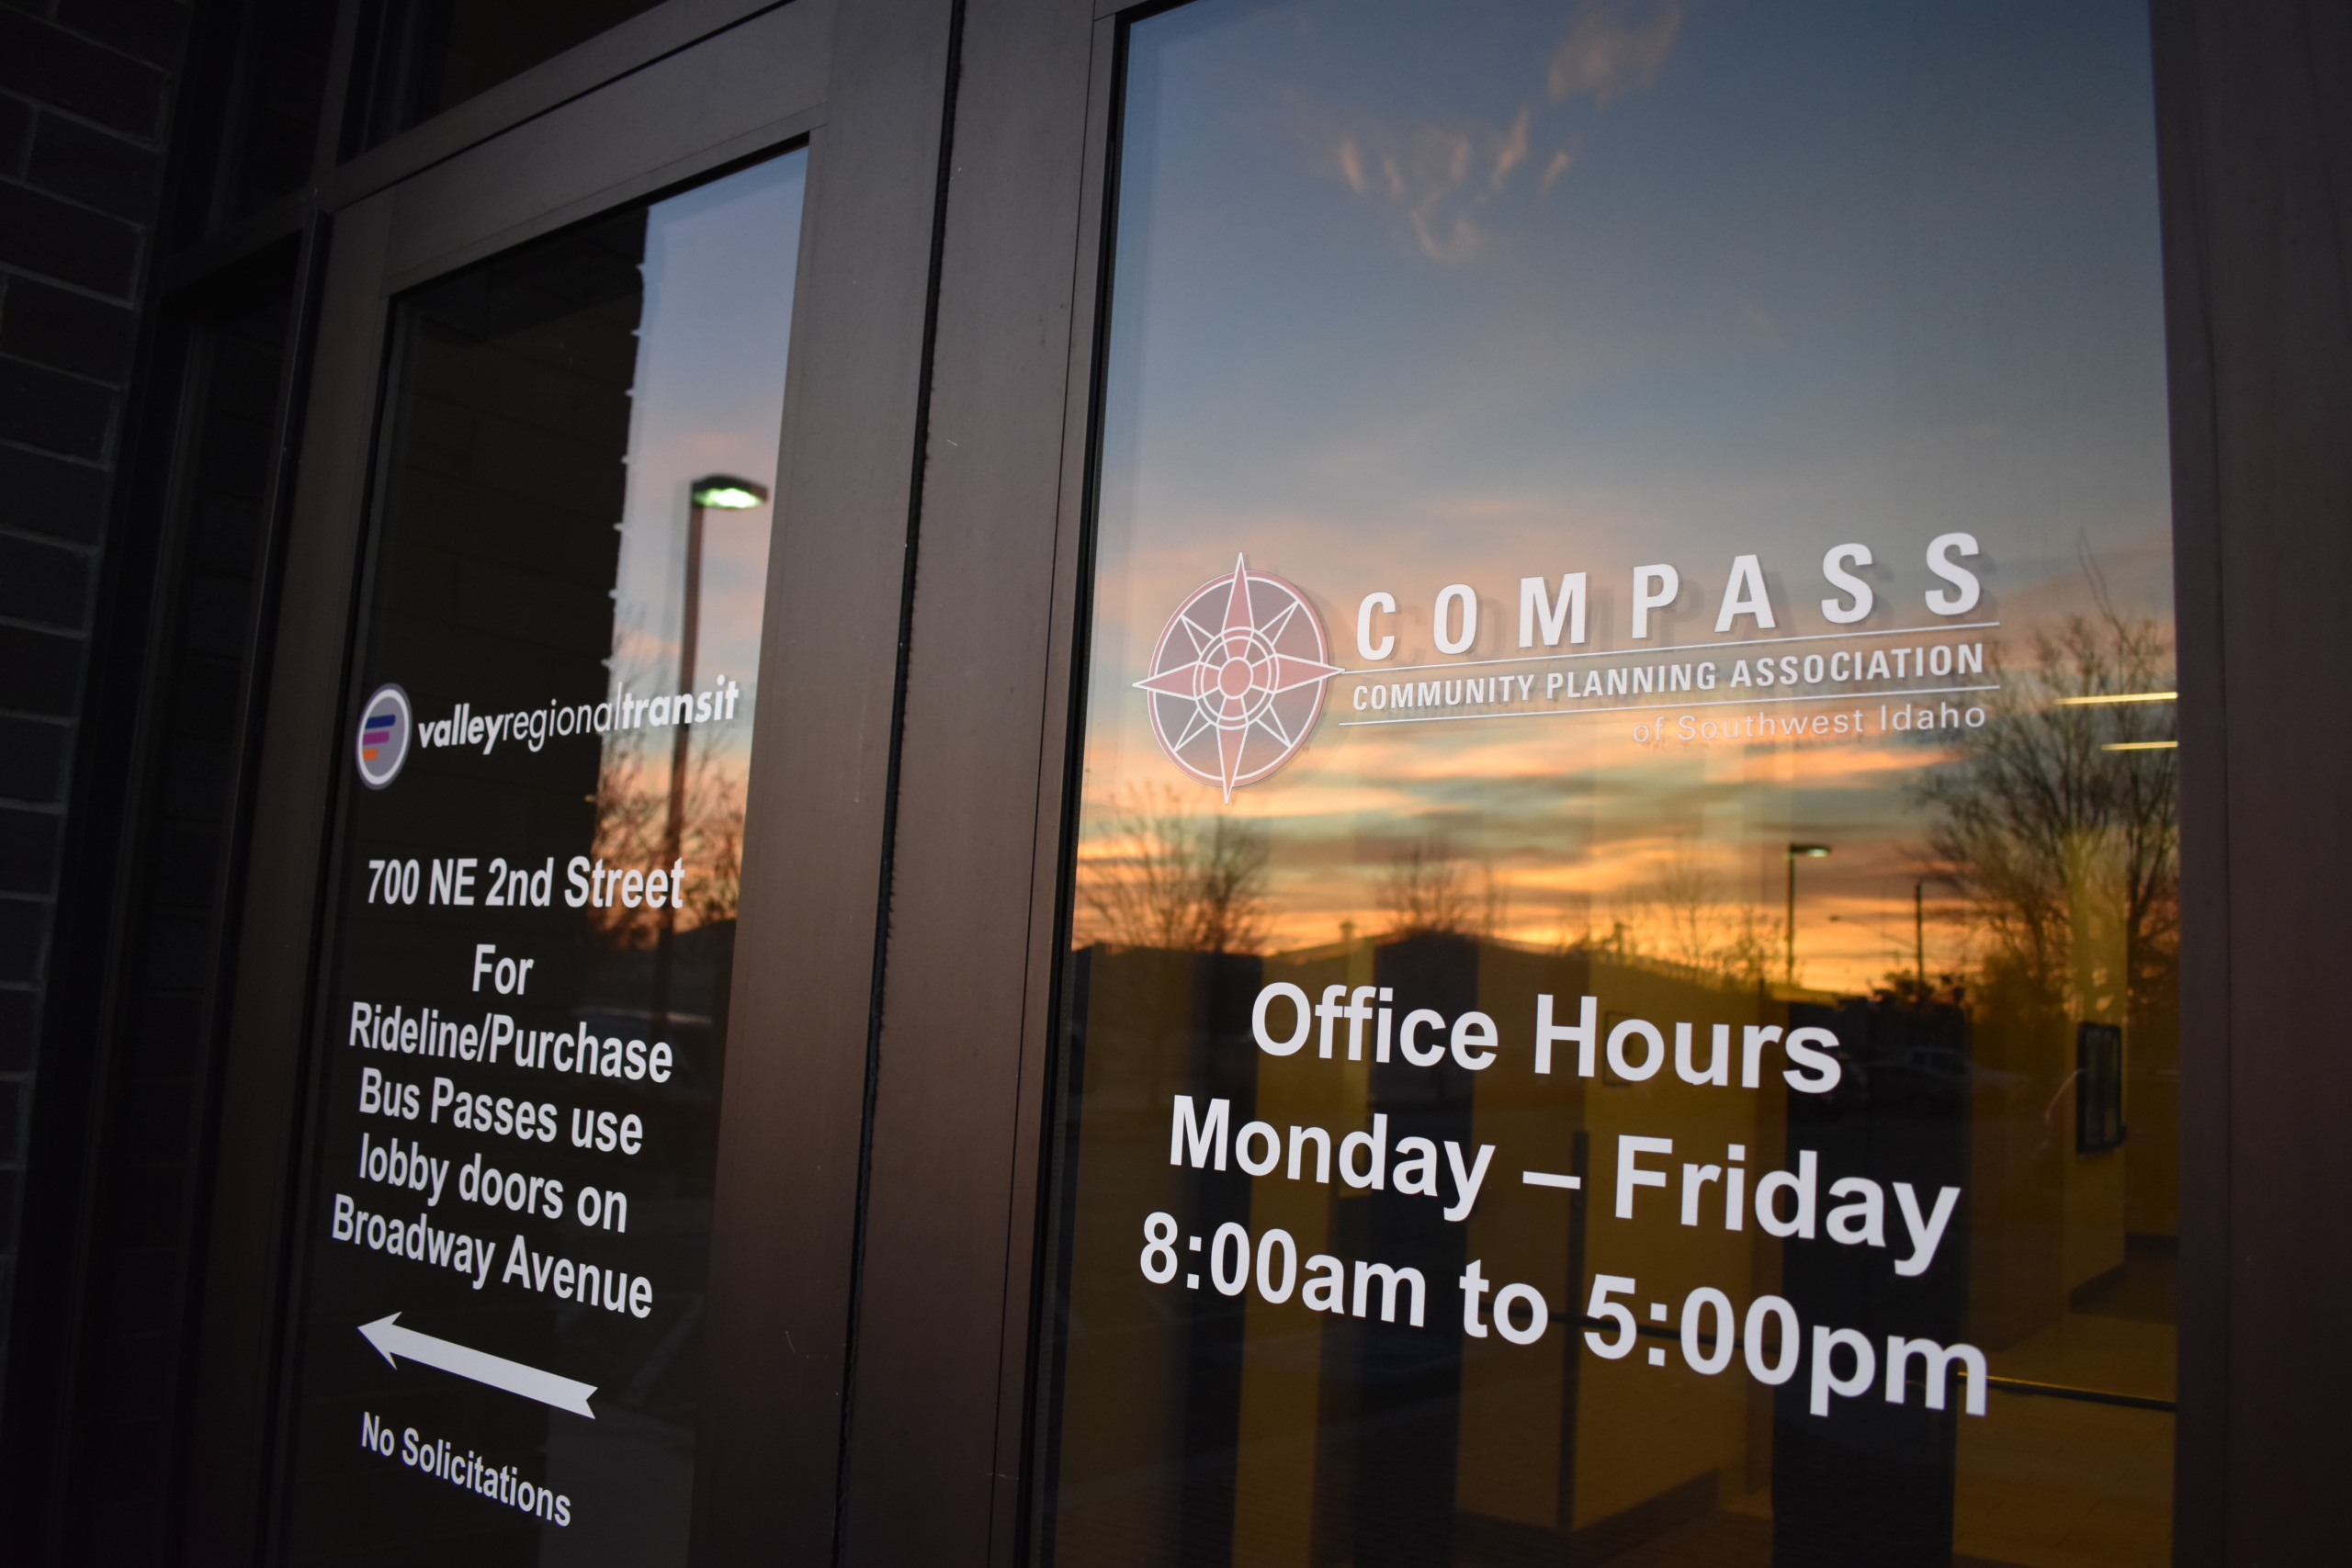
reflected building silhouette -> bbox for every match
[1051,944,1265,1566]
[1318,933,1480,1568]
[1775,994,1972,1567]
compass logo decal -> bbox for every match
[1134,556,1343,800]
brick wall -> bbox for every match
[0,0,187,1367]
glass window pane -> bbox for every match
[230,0,338,216]
[346,0,672,150]
[1040,5,2175,1566]
[279,148,804,1565]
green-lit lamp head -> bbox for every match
[690,475,771,509]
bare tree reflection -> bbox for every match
[1615,839,1784,987]
[1912,603,2181,1347]
[1637,839,1724,969]
[1080,783,1272,953]
[1476,860,1510,941]
[1714,905,1782,989]
[1913,608,2178,1020]
[1378,840,1475,936]
[590,725,746,949]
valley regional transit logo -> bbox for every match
[355,683,413,789]
[1134,556,1342,801]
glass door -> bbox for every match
[178,4,959,1557]
[275,152,805,1565]
[1036,4,2178,1564]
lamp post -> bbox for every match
[666,475,768,863]
[1915,878,1927,997]
[655,474,767,1022]
[1786,842,1830,984]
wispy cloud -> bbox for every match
[1548,0,1685,106]
[1336,136,1367,194]
[1539,146,1576,195]
[1292,2,1680,262]
[1309,106,1533,264]
[1491,104,1530,190]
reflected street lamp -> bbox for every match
[669,474,770,864]
[689,479,770,511]
[1786,843,1830,984]
[657,474,770,1023]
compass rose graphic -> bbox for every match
[1134,556,1344,801]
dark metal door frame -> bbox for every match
[183,2,963,1561]
[826,4,1114,1562]
[2152,3,2352,1563]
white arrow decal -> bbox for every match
[359,1314,596,1418]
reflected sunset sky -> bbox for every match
[588,151,805,931]
[610,152,807,773]
[1074,0,2174,991]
